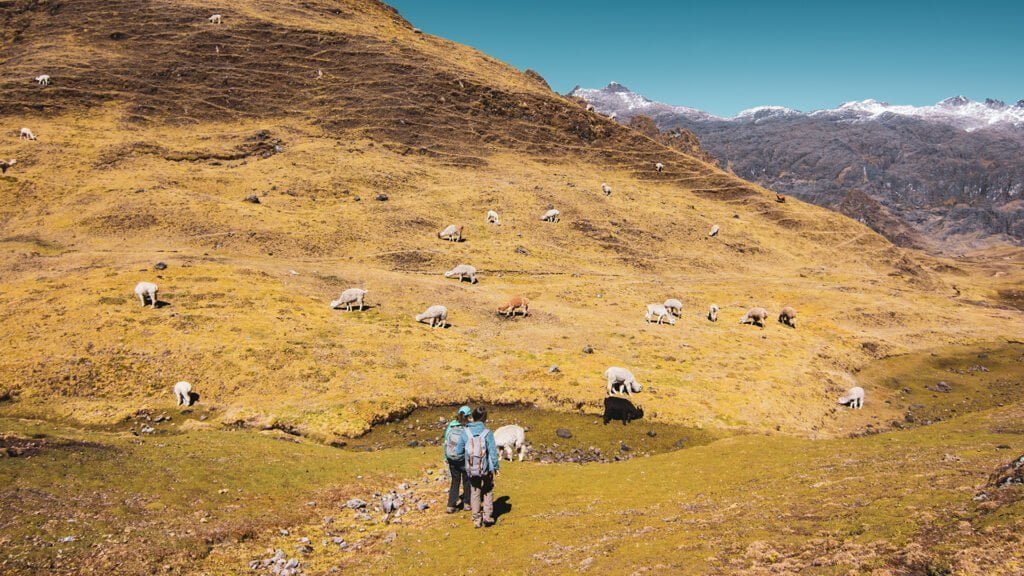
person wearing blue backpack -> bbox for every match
[443,405,472,513]
[456,406,500,528]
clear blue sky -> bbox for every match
[386,0,1024,116]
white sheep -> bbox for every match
[134,281,159,307]
[655,162,665,173]
[0,159,16,174]
[585,103,596,112]
[540,209,560,222]
[19,128,36,140]
[208,14,223,24]
[708,224,720,237]
[645,303,676,325]
[34,75,50,86]
[663,298,683,317]
[601,183,612,196]
[329,288,367,311]
[838,386,865,409]
[173,381,193,406]
[494,424,527,462]
[707,304,719,322]
[739,307,769,327]
[437,224,463,242]
[444,264,478,284]
[415,305,448,328]
[605,367,641,396]
[486,210,500,225]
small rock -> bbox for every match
[620,444,632,452]
[244,195,261,204]
[582,345,594,354]
[58,536,76,543]
[417,502,429,511]
[345,498,368,510]
[646,430,657,437]
[375,193,389,201]
[514,246,529,256]
[398,483,409,491]
[555,428,572,439]
[154,262,167,270]
[407,440,419,448]
[280,529,290,536]
[548,365,560,374]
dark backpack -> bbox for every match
[444,424,463,461]
[464,428,490,478]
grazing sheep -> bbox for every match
[601,183,612,196]
[486,210,500,225]
[444,264,478,284]
[497,295,529,317]
[655,162,665,173]
[19,128,36,140]
[663,298,683,317]
[134,281,159,307]
[415,305,448,328]
[837,386,865,409]
[739,307,769,327]
[605,367,641,396]
[708,224,720,237]
[208,14,222,24]
[707,304,719,322]
[540,209,560,222]
[34,75,50,86]
[645,303,676,325]
[585,103,596,112]
[603,396,644,425]
[778,306,797,328]
[437,224,463,242]
[0,159,15,174]
[494,425,527,461]
[329,288,367,311]
[173,381,193,407]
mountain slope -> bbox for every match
[0,0,1020,439]
[572,83,1024,250]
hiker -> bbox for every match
[443,405,472,513]
[457,406,500,528]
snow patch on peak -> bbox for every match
[735,106,801,121]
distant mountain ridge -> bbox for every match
[571,83,1024,250]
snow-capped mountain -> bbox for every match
[570,83,1024,132]
[571,83,1024,249]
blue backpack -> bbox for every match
[464,428,490,477]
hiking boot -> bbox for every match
[445,507,456,514]
[483,518,496,527]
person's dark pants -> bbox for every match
[447,459,469,509]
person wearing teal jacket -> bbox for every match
[455,406,500,527]
[442,405,472,513]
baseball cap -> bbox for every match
[457,405,472,416]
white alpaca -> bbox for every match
[605,367,641,396]
[707,304,719,322]
[838,386,865,409]
[444,264,478,284]
[709,224,720,237]
[540,209,560,222]
[329,288,367,311]
[437,224,463,242]
[655,162,664,173]
[645,303,676,325]
[19,128,36,140]
[739,307,769,327]
[134,282,159,307]
[35,75,50,86]
[173,381,193,406]
[415,305,448,328]
[663,298,683,317]
[494,425,527,462]
[208,14,223,24]
[486,210,500,225]
[585,103,596,112]
[601,183,612,196]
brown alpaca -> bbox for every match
[778,306,797,328]
[497,295,529,317]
